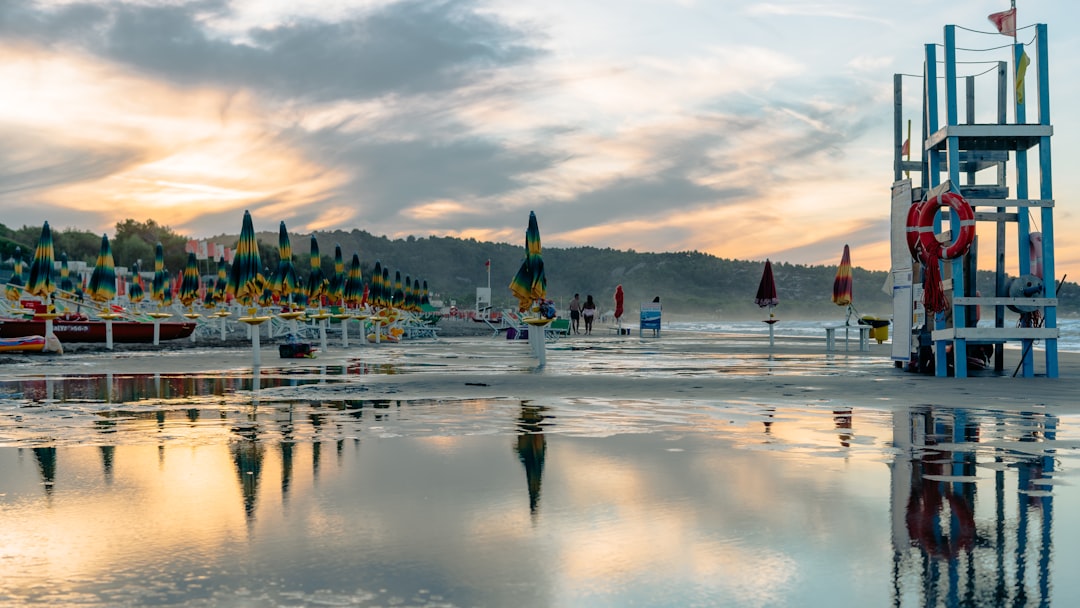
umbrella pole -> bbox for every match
[319,318,328,353]
[529,325,546,366]
[341,319,349,348]
[251,328,261,367]
[153,320,161,346]
[105,319,114,350]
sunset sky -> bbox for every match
[2,0,1078,278]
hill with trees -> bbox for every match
[3,220,1077,319]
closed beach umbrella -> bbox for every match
[509,211,546,312]
[755,259,779,310]
[6,247,25,301]
[212,256,228,304]
[87,234,117,303]
[152,242,166,305]
[412,278,422,312]
[162,275,173,307]
[613,285,624,320]
[392,270,404,309]
[421,280,431,308]
[26,221,55,300]
[227,210,263,307]
[128,262,145,304]
[59,252,73,293]
[831,245,853,308]
[344,253,363,308]
[381,267,391,308]
[370,260,384,307]
[179,252,201,307]
[306,234,326,306]
[327,244,345,306]
[271,221,299,304]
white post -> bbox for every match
[251,327,261,367]
[341,319,349,348]
[219,316,227,341]
[529,325,546,366]
[153,320,161,346]
[105,319,114,350]
[319,318,328,353]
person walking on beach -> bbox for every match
[569,293,582,334]
[582,295,597,334]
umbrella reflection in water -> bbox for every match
[515,403,549,517]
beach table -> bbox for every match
[825,324,871,352]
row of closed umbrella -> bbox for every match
[5,215,433,317]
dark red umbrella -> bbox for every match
[754,260,779,311]
[614,285,624,320]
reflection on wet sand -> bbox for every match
[892,406,1058,606]
[515,402,550,515]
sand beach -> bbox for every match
[6,322,1077,411]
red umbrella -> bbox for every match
[831,245,853,307]
[754,259,779,311]
[613,285,624,320]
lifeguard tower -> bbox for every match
[890,20,1058,378]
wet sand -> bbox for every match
[6,324,1077,413]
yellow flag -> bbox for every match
[1016,50,1030,104]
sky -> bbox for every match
[2,0,1079,280]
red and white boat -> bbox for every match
[0,314,196,343]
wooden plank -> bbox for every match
[966,198,1054,208]
[926,124,1053,150]
[953,297,1057,306]
[973,211,1018,222]
[932,327,1058,341]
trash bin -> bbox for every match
[859,316,890,344]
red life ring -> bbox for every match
[905,201,923,259]
[917,192,975,260]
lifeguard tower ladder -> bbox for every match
[892,23,1058,378]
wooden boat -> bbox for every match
[0,315,196,343]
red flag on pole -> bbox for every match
[485,259,490,268]
[988,8,1016,37]
[901,138,910,156]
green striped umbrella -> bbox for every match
[227,210,263,307]
[509,211,545,311]
[179,252,201,307]
[128,262,145,304]
[403,275,414,311]
[371,260,384,307]
[271,221,299,304]
[392,270,404,309]
[212,256,228,304]
[162,275,173,307]
[421,280,431,308]
[87,234,117,303]
[6,247,25,301]
[26,221,55,299]
[59,252,74,293]
[412,278,422,312]
[306,234,326,305]
[344,253,363,308]
[152,242,166,305]
[381,267,391,309]
[327,244,345,306]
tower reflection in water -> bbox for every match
[891,406,1056,607]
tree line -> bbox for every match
[3,219,1077,319]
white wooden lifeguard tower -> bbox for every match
[890,21,1058,378]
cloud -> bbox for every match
[2,0,543,102]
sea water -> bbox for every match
[670,317,1080,352]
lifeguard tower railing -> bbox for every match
[892,23,1057,378]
